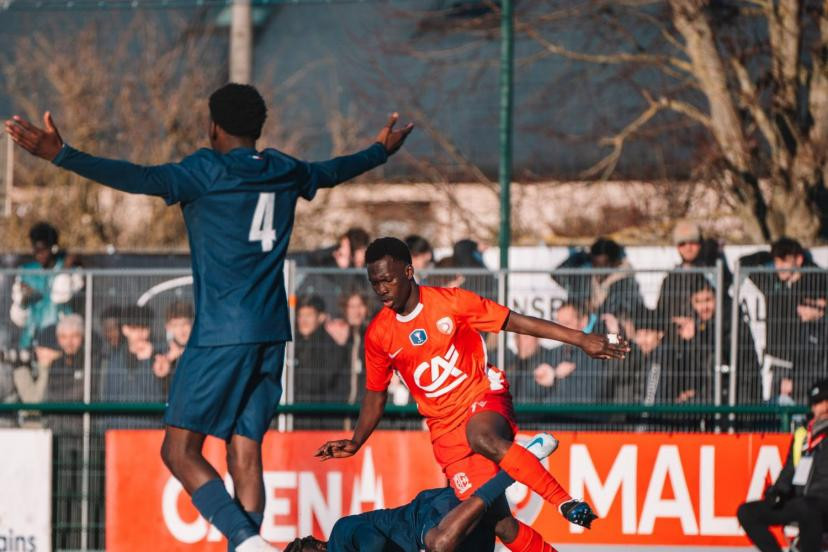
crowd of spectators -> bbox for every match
[1,220,827,427]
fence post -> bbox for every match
[282,260,295,432]
[497,269,507,377]
[714,261,724,432]
[81,271,93,550]
[728,262,742,432]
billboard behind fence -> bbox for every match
[107,430,792,549]
[0,428,52,552]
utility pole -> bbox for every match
[498,0,514,270]
[230,0,253,83]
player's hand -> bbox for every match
[560,499,598,529]
[5,112,64,161]
[314,439,361,461]
[374,112,414,155]
[579,333,630,360]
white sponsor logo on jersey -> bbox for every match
[413,345,467,398]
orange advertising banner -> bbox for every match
[106,430,791,550]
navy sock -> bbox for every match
[227,511,265,552]
[472,470,516,508]
[191,479,258,548]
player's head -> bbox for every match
[208,83,267,147]
[365,237,414,312]
[284,536,327,552]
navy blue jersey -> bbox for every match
[327,487,495,552]
[53,143,387,346]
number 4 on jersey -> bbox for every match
[249,192,276,252]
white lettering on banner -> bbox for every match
[699,446,741,536]
[350,447,384,514]
[569,444,638,535]
[162,478,207,544]
[413,346,468,398]
[746,445,784,501]
[299,472,342,538]
[162,447,385,544]
[262,472,298,543]
[638,446,698,535]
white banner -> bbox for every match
[0,429,52,552]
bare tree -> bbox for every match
[1,12,225,250]
[519,0,828,242]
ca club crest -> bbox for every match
[436,316,454,335]
[409,328,428,346]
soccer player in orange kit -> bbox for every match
[316,237,629,551]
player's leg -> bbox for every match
[162,345,278,551]
[466,410,570,508]
[226,434,265,528]
[425,434,558,552]
[226,342,286,549]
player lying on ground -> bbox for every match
[292,433,559,552]
[316,238,627,551]
[6,86,413,552]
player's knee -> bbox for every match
[160,434,197,476]
[467,430,510,463]
[226,443,262,477]
[494,516,519,543]
[423,527,455,552]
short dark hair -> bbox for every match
[209,83,267,140]
[29,222,59,247]
[770,237,804,260]
[165,301,194,322]
[405,234,433,256]
[687,274,715,295]
[590,237,623,263]
[297,294,326,314]
[343,227,371,250]
[121,305,154,328]
[365,237,412,265]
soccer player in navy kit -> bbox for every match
[6,84,413,552]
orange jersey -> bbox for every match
[364,286,511,440]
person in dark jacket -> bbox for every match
[737,377,828,552]
[740,238,828,405]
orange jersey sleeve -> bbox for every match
[364,318,394,392]
[450,287,510,333]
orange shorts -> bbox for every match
[431,388,518,500]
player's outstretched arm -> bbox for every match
[6,113,190,200]
[314,389,387,461]
[504,311,630,360]
[304,113,414,190]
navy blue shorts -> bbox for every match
[163,342,285,442]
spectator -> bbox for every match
[737,377,828,552]
[153,301,194,395]
[656,221,732,321]
[452,238,496,298]
[341,291,372,404]
[505,334,558,403]
[620,307,664,406]
[545,302,606,403]
[552,237,645,320]
[405,235,434,270]
[741,238,828,404]
[293,295,349,404]
[44,314,87,402]
[101,305,163,403]
[429,256,465,289]
[300,227,372,318]
[12,324,61,407]
[9,222,83,348]
[98,305,123,360]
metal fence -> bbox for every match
[0,262,825,549]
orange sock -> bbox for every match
[499,442,571,507]
[503,521,558,552]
